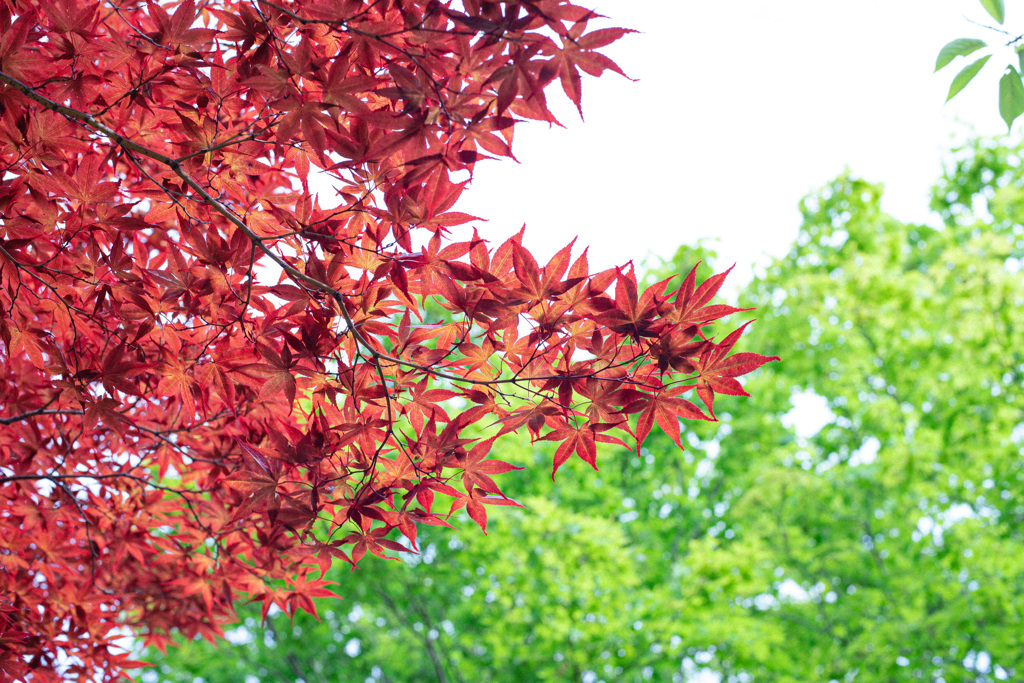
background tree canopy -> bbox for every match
[146,138,1024,683]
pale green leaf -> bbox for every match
[946,54,991,102]
[935,38,987,71]
[980,0,1005,24]
[999,65,1024,129]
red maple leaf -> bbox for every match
[694,322,781,416]
[621,385,713,453]
[540,420,628,478]
[456,437,524,496]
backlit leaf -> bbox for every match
[999,64,1024,129]
[980,0,1005,24]
[946,54,991,102]
[934,38,987,71]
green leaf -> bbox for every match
[946,54,991,102]
[935,38,988,71]
[980,0,1005,24]
[999,65,1024,129]
[1016,44,1024,73]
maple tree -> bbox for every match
[0,0,777,680]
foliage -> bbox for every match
[0,0,778,680]
[714,157,1024,681]
[936,0,1024,129]
[153,140,1024,682]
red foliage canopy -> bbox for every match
[0,0,778,679]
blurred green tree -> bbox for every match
[145,139,1024,682]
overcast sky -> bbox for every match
[448,0,1015,293]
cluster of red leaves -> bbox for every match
[0,0,777,679]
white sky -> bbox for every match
[449,0,1016,293]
